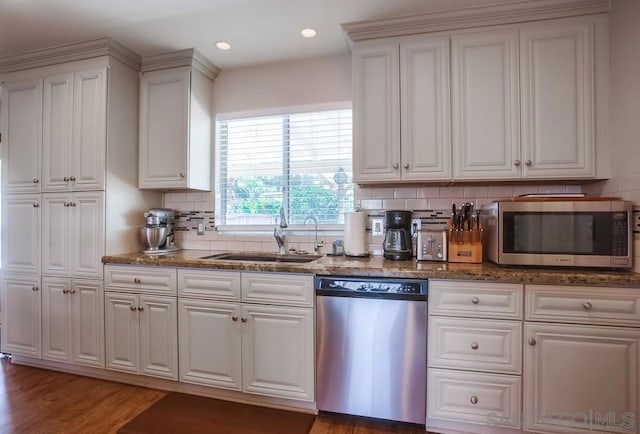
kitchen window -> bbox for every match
[215,104,353,230]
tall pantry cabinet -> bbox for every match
[0,38,162,363]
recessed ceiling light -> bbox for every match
[301,28,317,38]
[216,41,231,50]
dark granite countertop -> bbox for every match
[102,250,640,288]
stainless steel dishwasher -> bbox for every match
[315,276,427,424]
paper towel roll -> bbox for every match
[344,211,367,256]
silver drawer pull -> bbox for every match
[583,302,593,310]
[528,338,537,346]
[69,176,76,182]
[32,178,40,184]
[471,297,479,305]
[32,286,39,291]
[63,177,69,182]
[471,342,479,350]
[470,396,478,405]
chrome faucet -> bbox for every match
[304,215,324,254]
[274,206,288,254]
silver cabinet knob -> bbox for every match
[241,317,248,323]
[69,289,76,294]
[63,289,69,294]
[130,306,136,312]
[392,163,399,170]
[64,202,70,207]
[69,176,76,181]
[525,160,532,166]
[232,316,238,322]
[471,297,480,305]
[33,203,40,208]
[69,202,76,207]
[514,160,521,166]
[137,307,144,312]
[32,286,39,291]
[133,278,141,284]
[470,396,478,405]
[403,163,409,169]
[63,177,69,182]
[32,178,40,183]
[583,302,593,310]
[471,342,479,350]
[528,338,537,346]
[179,172,185,178]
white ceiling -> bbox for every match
[0,0,526,69]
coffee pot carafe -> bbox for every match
[383,210,413,260]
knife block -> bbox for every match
[448,230,483,264]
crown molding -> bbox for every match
[342,0,610,42]
[0,38,141,73]
[141,48,220,80]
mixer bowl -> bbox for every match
[139,226,168,250]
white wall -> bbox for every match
[212,53,352,116]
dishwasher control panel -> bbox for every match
[316,276,427,297]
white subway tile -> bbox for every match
[180,240,211,250]
[439,186,464,198]
[428,198,454,209]
[538,185,566,194]
[227,241,244,250]
[564,185,583,194]
[358,199,383,210]
[405,199,429,210]
[487,186,514,198]
[354,186,372,200]
[417,187,440,198]
[382,199,407,210]
[463,186,489,198]
[513,185,540,196]
[210,240,228,251]
[243,241,262,251]
[394,187,417,199]
[371,188,395,199]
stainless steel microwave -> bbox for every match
[482,199,633,268]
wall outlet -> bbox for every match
[634,208,640,239]
[197,222,206,235]
[371,218,384,236]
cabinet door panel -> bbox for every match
[139,68,189,188]
[139,295,178,380]
[524,323,639,434]
[2,194,41,274]
[1,78,42,193]
[42,193,73,276]
[1,274,41,357]
[352,41,401,182]
[401,36,451,180]
[43,73,73,192]
[521,20,594,178]
[178,299,241,389]
[242,304,314,401]
[452,30,520,179]
[105,292,139,373]
[41,277,73,362]
[71,192,104,279]
[72,280,104,367]
[72,68,107,191]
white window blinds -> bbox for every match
[216,107,353,229]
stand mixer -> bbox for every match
[139,208,178,254]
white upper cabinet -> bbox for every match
[42,73,73,192]
[352,41,400,182]
[1,78,43,193]
[353,35,451,183]
[452,29,521,180]
[520,18,594,178]
[139,49,218,191]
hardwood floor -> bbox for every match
[0,356,430,433]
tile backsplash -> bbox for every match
[164,183,583,256]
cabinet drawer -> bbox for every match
[428,317,522,374]
[178,269,241,301]
[241,273,314,307]
[526,285,640,327]
[429,280,523,319]
[427,368,521,429]
[105,265,177,295]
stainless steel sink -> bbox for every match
[199,252,322,263]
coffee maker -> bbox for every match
[138,208,178,254]
[383,210,413,260]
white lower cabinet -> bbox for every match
[105,292,178,380]
[178,269,315,402]
[42,277,104,367]
[1,273,42,357]
[524,322,640,434]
